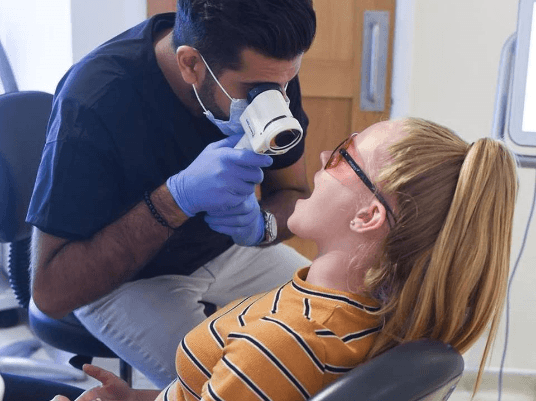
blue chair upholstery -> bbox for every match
[0,90,132,384]
[0,92,48,243]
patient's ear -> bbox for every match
[350,201,386,233]
[176,45,205,85]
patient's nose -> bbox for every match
[319,151,331,167]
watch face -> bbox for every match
[262,210,277,244]
[266,212,275,233]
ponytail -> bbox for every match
[365,119,518,393]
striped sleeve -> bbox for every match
[155,379,181,401]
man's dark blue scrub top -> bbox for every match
[26,13,309,280]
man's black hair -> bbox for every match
[172,0,316,75]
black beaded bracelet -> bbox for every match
[144,191,173,229]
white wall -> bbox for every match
[392,0,536,373]
[0,0,148,314]
[0,0,147,93]
[390,0,415,118]
[71,0,147,63]
[0,0,73,94]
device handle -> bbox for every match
[234,133,253,150]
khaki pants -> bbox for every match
[74,244,310,388]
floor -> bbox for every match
[0,272,157,393]
[0,318,158,392]
[0,244,156,394]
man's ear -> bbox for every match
[350,201,386,233]
[176,45,205,85]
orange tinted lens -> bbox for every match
[325,137,353,169]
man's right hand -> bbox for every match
[166,135,273,217]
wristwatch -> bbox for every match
[259,209,277,245]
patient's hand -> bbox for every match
[51,364,139,401]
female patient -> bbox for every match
[49,117,516,401]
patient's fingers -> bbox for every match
[82,364,121,385]
[79,363,133,400]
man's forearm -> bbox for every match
[31,184,188,319]
[259,188,309,243]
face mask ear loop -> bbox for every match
[192,84,209,113]
[281,82,290,104]
[197,52,235,101]
[175,47,212,113]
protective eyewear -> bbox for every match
[325,134,396,227]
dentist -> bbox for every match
[27,0,316,387]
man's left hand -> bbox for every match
[204,193,265,246]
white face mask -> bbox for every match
[192,54,248,136]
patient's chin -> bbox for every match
[287,208,308,238]
[287,211,313,240]
[287,211,299,235]
[288,198,318,239]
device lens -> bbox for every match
[270,129,300,150]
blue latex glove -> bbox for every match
[204,193,265,246]
[167,135,273,216]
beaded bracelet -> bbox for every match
[144,191,173,229]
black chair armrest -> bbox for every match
[309,340,464,401]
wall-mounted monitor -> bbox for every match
[509,0,536,148]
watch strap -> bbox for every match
[258,209,277,245]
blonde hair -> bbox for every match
[365,118,518,393]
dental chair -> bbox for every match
[0,42,463,399]
[0,85,133,384]
[0,93,463,399]
[0,94,465,400]
[0,92,463,399]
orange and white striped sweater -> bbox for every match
[159,267,382,401]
